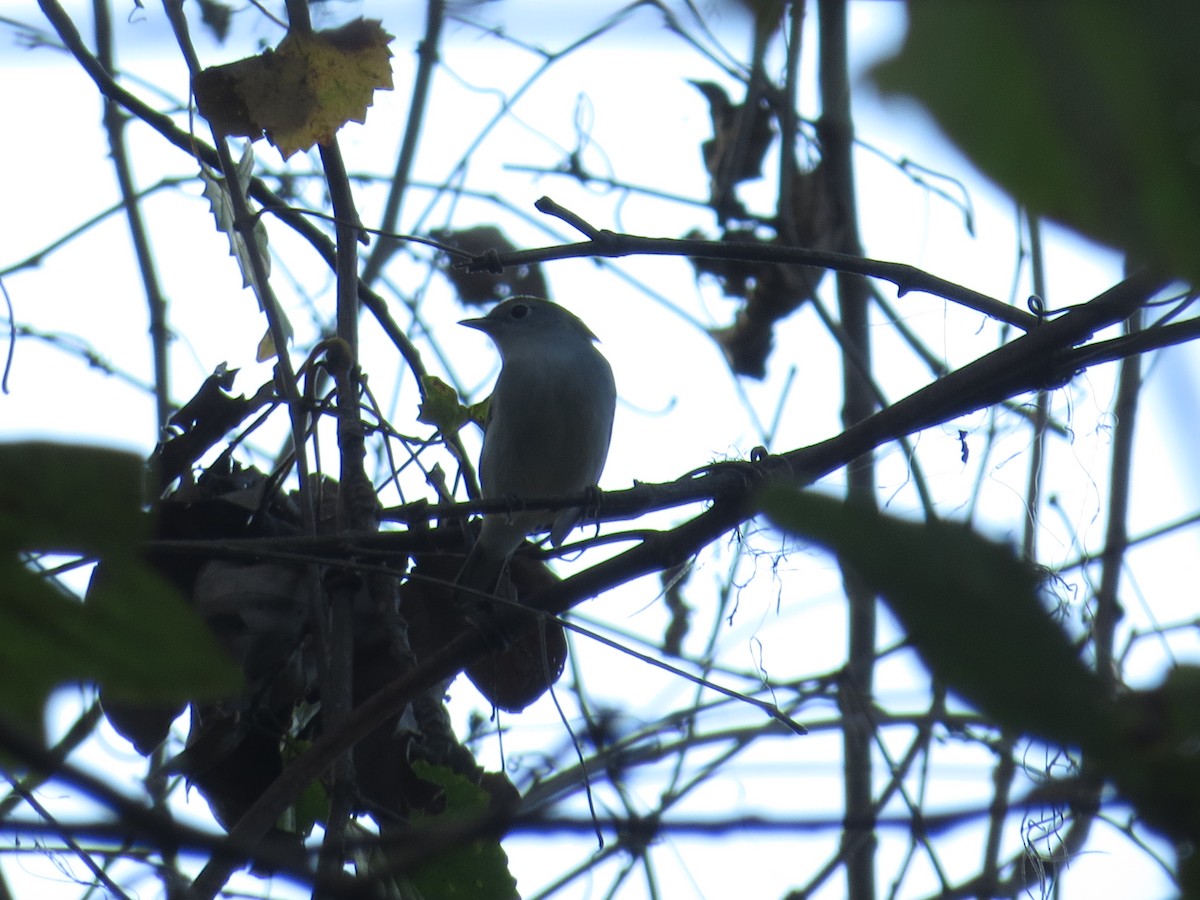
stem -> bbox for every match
[93,0,170,433]
[361,0,445,287]
[817,2,877,897]
[1095,307,1142,682]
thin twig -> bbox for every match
[361,0,445,286]
[0,771,135,900]
[93,0,171,432]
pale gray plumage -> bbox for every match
[457,297,616,596]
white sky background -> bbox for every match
[2,1,1199,898]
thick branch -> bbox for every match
[149,269,1171,583]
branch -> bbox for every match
[147,268,1172,585]
[318,126,365,900]
[462,196,1041,331]
[34,0,431,398]
[180,259,1161,889]
[360,0,445,285]
[783,269,1171,468]
[93,0,170,432]
[0,711,332,885]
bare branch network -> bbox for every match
[128,258,1169,891]
[9,2,1197,900]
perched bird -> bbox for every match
[457,297,617,596]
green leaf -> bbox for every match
[869,2,1200,285]
[408,761,519,900]
[0,443,240,736]
[762,487,1113,751]
[0,567,97,725]
[281,735,328,838]
[418,375,477,435]
[1107,666,1200,847]
[0,442,145,554]
[83,560,242,704]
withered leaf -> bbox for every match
[430,225,550,305]
[194,18,394,160]
[690,80,775,222]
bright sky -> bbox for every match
[2,2,1195,898]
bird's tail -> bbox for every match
[455,539,506,601]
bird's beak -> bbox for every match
[459,316,490,332]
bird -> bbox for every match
[456,297,617,597]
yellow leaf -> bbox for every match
[194,19,394,160]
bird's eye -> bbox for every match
[508,302,531,320]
